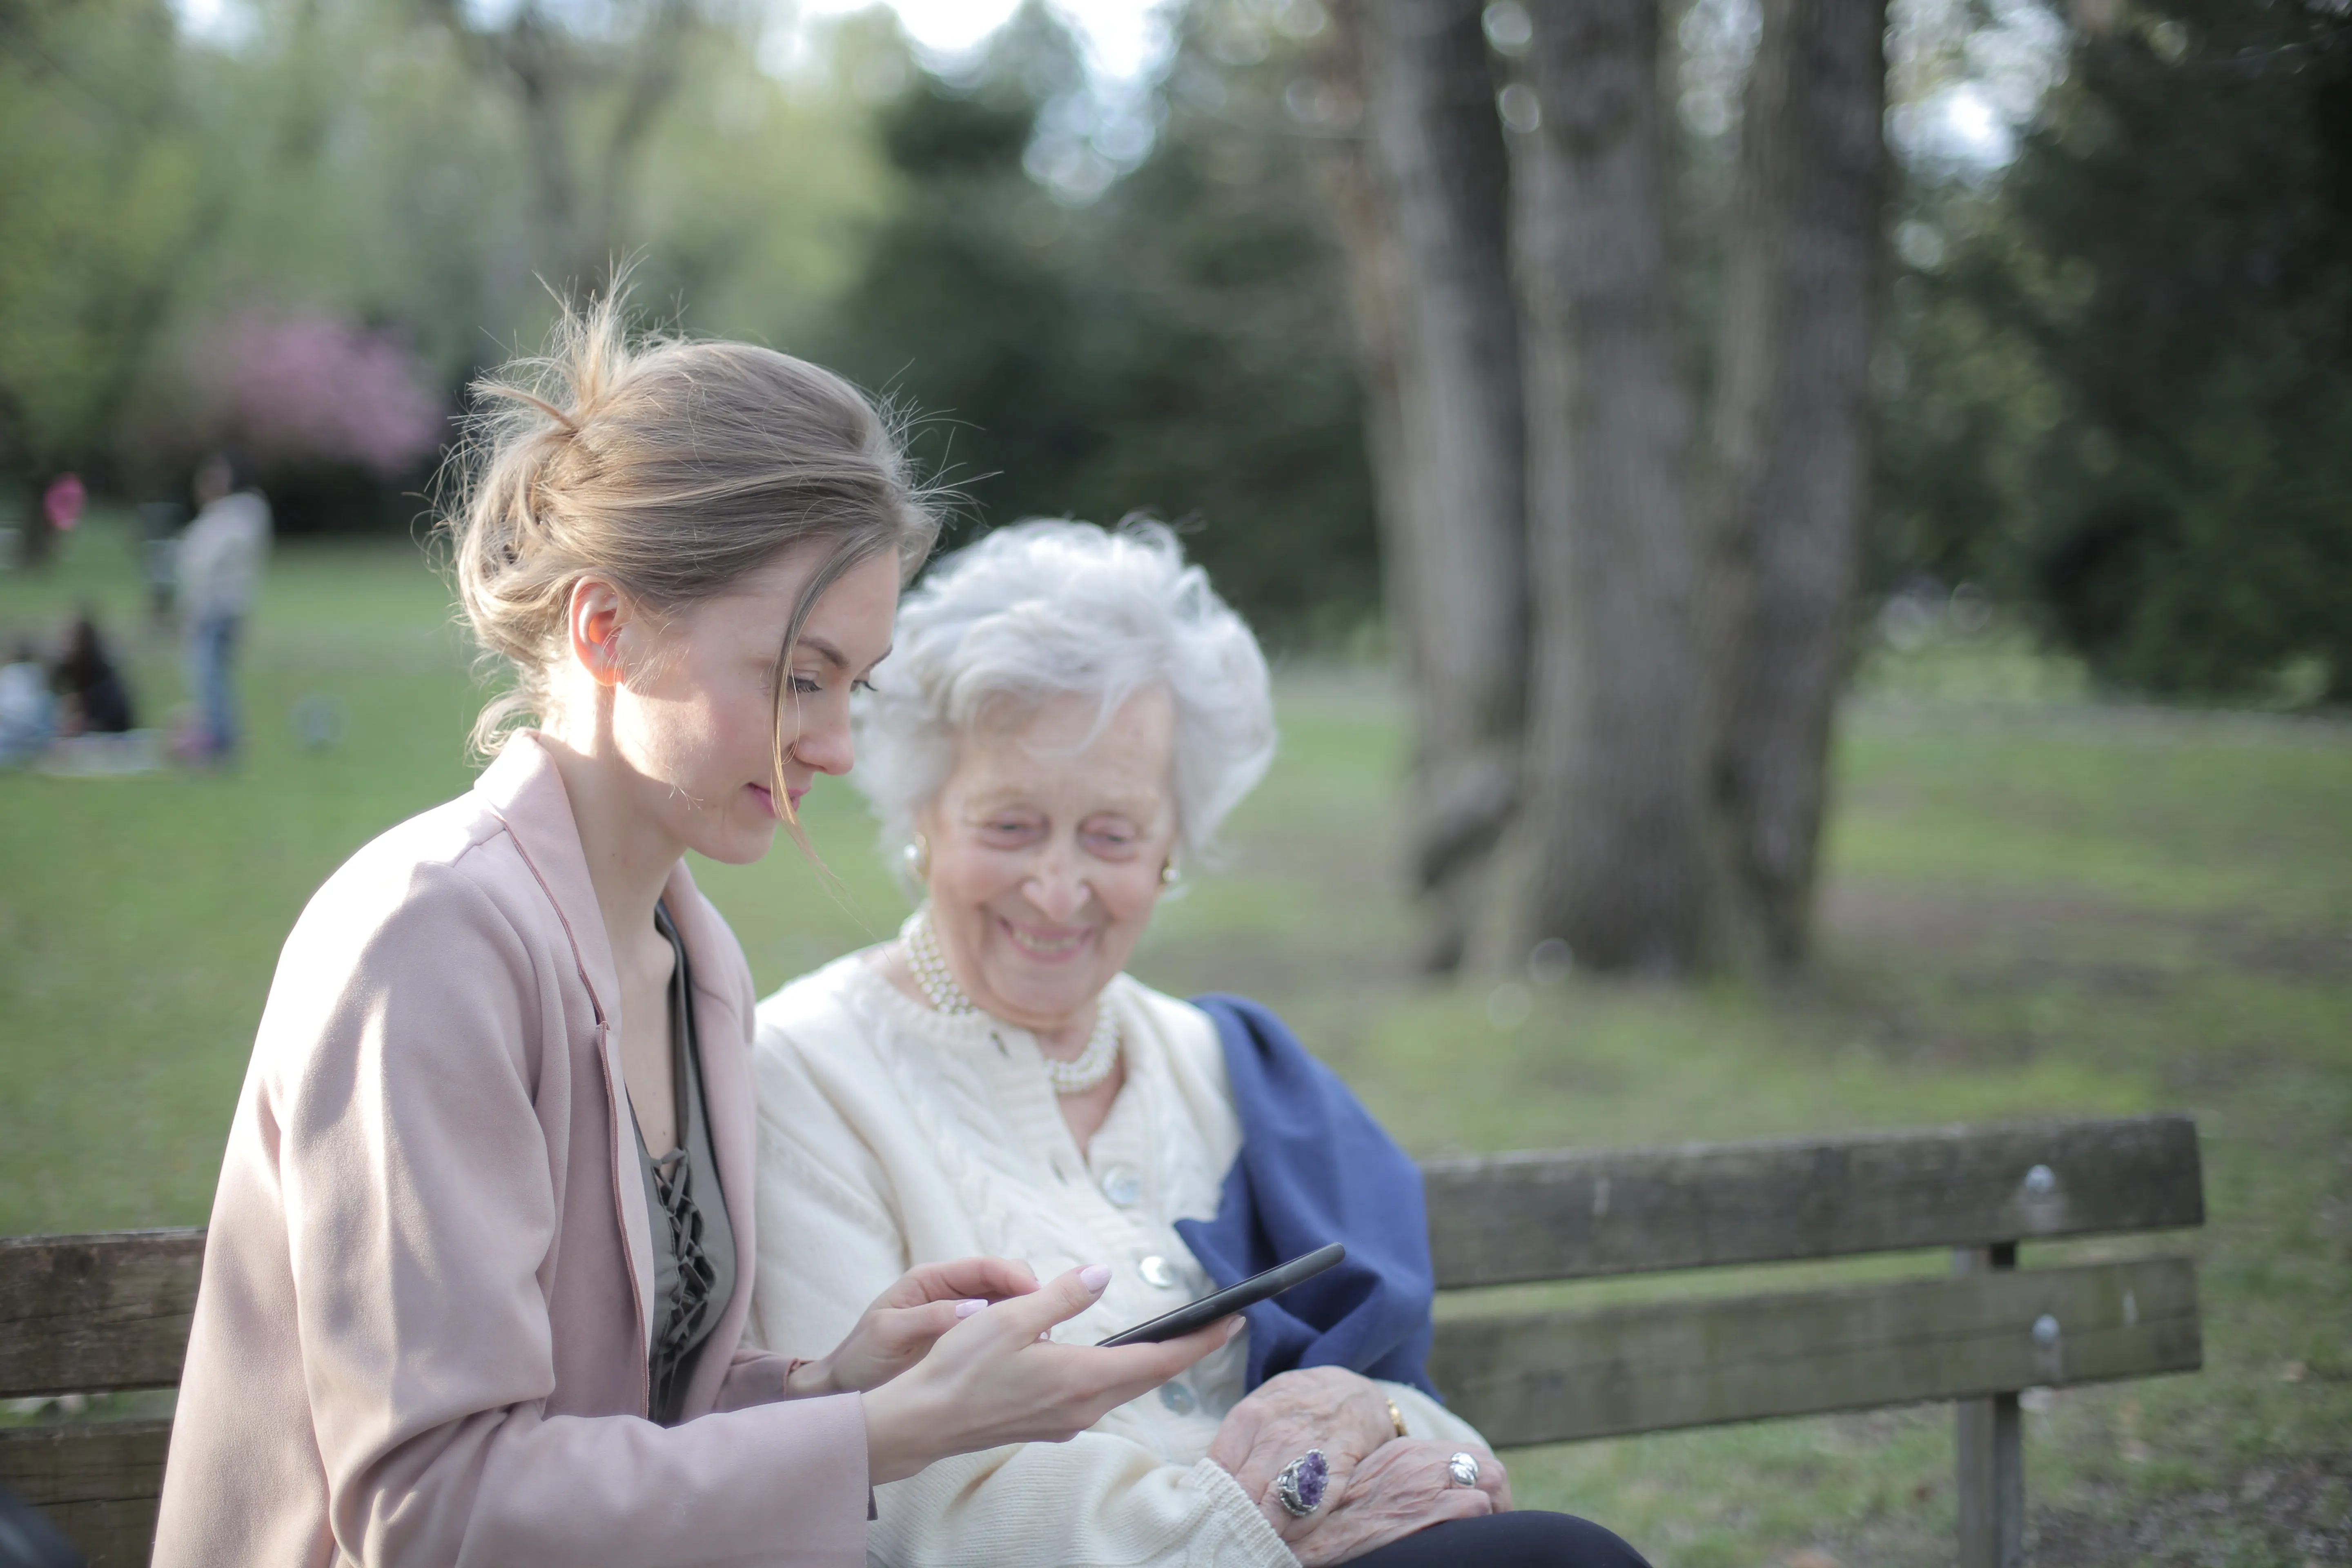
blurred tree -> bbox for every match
[1334,0,1893,977]
[1883,0,2352,699]
[1706,0,1889,969]
[1338,0,1528,973]
[196,311,445,473]
[1070,7,1383,639]
[816,0,1383,644]
[412,0,697,294]
[0,0,219,559]
[814,11,1111,540]
[1873,189,2055,600]
[0,0,886,534]
[1510,0,1712,975]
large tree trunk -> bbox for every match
[1511,0,1711,975]
[1336,0,1528,973]
[1708,0,1889,970]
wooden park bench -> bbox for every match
[1,1113,2202,1567]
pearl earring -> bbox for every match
[902,833,931,882]
[1160,858,1182,888]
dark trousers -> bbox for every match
[1344,1510,1652,1568]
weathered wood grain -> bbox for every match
[1420,1115,2202,1287]
[0,1420,170,1566]
[0,1230,205,1398]
[1430,1255,2200,1448]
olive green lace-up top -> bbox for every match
[634,901,737,1426]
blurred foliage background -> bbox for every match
[1878,0,2352,702]
[0,0,1387,643]
[4,0,2345,684]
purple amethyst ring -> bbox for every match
[1274,1449,1329,1517]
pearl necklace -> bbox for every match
[902,907,1122,1096]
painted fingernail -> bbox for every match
[954,1298,988,1318]
[1225,1317,1246,1341]
[1079,1264,1113,1293]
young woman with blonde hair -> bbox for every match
[152,301,1229,1568]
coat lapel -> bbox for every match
[474,733,659,1360]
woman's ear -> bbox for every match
[566,578,631,688]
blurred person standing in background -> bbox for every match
[176,453,270,762]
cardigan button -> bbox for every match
[1158,1381,1197,1415]
[1139,1254,1179,1289]
[1101,1168,1142,1207]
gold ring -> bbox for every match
[1385,1397,1408,1438]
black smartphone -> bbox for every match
[1095,1242,1348,1347]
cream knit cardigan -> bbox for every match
[747,953,1484,1568]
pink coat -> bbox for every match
[154,734,869,1567]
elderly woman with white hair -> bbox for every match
[748,522,1648,1568]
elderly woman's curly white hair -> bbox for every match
[853,519,1276,880]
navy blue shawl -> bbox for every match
[1173,995,1439,1398]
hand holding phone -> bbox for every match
[1096,1243,1347,1347]
[863,1263,1236,1485]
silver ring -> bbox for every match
[1447,1450,1480,1488]
[1274,1449,1329,1517]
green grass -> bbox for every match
[4,517,2348,1565]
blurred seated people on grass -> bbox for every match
[747,522,1650,1568]
[0,637,58,763]
[52,611,134,735]
[175,452,271,761]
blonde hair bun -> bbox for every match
[439,291,941,765]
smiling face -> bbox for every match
[588,545,902,867]
[920,686,1180,1039]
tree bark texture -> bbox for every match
[1313,22,1417,797]
[1345,0,1530,972]
[1708,0,1888,969]
[1512,0,1711,974]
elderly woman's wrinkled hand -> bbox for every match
[1290,1440,1511,1566]
[1206,1368,1403,1543]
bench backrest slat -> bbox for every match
[0,1230,206,1399]
[1421,1114,2203,1289]
[1430,1254,2201,1446]
[0,1420,173,1566]
[0,1119,2204,1394]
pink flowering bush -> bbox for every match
[198,312,445,477]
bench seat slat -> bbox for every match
[1430,1255,2200,1448]
[0,1231,206,1399]
[0,1419,171,1566]
[1421,1115,2203,1288]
